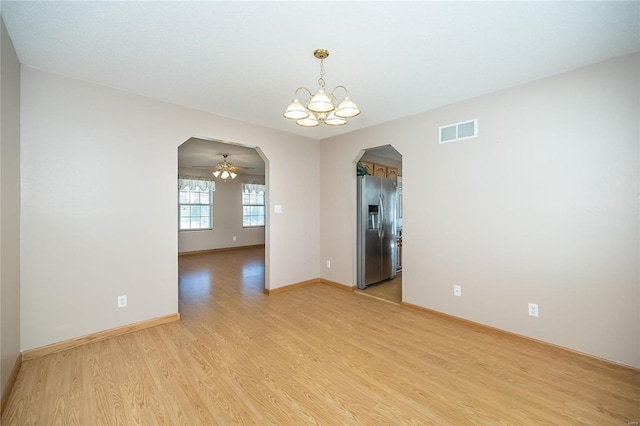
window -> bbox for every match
[242,183,265,227]
[179,177,214,230]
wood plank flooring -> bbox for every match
[356,272,402,303]
[3,246,639,425]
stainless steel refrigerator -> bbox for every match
[357,175,397,289]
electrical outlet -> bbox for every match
[118,295,127,308]
[326,260,331,268]
[232,236,236,241]
[453,285,462,297]
[528,303,539,317]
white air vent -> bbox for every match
[439,119,478,144]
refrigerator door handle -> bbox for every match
[379,194,385,239]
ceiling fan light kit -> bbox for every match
[211,154,242,181]
[283,49,360,128]
[187,152,255,182]
[212,170,236,180]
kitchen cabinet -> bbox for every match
[359,161,399,181]
[373,164,387,178]
[360,161,374,176]
[386,167,399,180]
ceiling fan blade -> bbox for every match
[184,155,256,174]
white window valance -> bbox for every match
[178,175,216,192]
[243,183,265,194]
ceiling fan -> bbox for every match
[190,154,253,180]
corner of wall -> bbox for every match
[0,14,22,403]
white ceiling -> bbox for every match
[1,1,638,143]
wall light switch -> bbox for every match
[274,204,282,213]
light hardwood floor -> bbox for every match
[356,272,402,303]
[3,247,639,425]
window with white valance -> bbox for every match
[178,176,215,230]
[242,183,265,227]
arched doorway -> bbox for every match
[176,137,268,299]
[354,145,403,303]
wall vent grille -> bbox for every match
[439,119,478,144]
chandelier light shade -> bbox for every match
[335,97,360,118]
[307,89,334,113]
[296,114,319,127]
[324,111,347,126]
[283,49,360,127]
[283,99,309,120]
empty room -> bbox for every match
[1,1,639,424]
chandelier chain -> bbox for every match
[318,58,325,88]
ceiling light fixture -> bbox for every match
[212,154,238,181]
[284,49,360,127]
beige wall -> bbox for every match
[320,54,640,368]
[0,16,21,397]
[178,169,265,252]
[20,67,320,351]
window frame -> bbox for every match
[242,183,266,228]
[178,183,214,232]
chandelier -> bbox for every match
[283,49,360,127]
